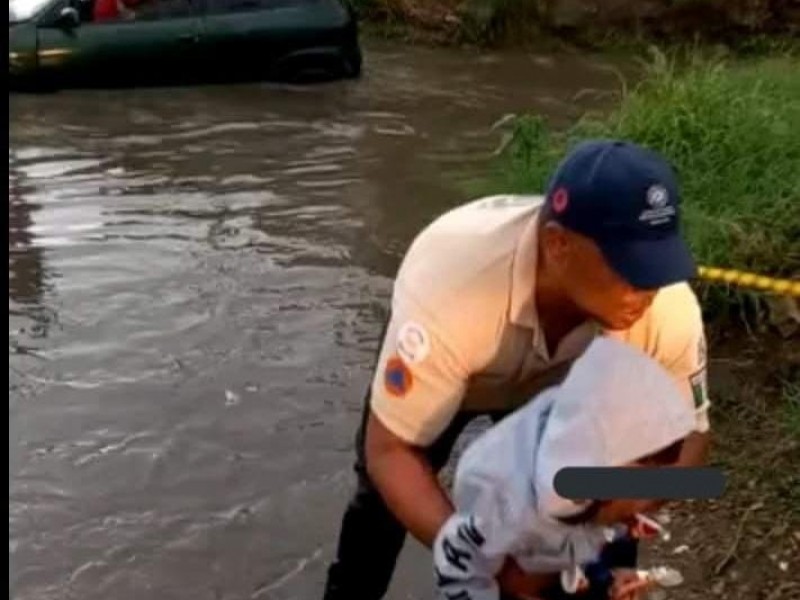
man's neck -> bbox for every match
[535,262,586,358]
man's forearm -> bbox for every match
[365,413,454,547]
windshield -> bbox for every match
[9,0,53,23]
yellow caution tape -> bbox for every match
[697,266,800,297]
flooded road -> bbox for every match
[9,39,627,600]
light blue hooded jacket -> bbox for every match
[433,336,695,600]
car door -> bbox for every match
[35,0,204,88]
[196,0,276,83]
[196,0,341,83]
[10,21,41,89]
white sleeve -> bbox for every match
[433,513,505,600]
[433,409,537,600]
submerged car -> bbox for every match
[9,0,362,90]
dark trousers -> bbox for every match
[322,386,638,599]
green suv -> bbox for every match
[9,0,362,90]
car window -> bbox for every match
[9,0,53,23]
[129,0,194,20]
[79,0,193,23]
[203,0,312,16]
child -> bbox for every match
[433,337,695,600]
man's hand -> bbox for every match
[365,411,454,547]
[609,569,654,600]
[496,558,555,600]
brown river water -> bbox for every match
[9,39,628,600]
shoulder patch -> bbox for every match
[689,368,708,409]
[384,356,413,397]
[396,321,431,364]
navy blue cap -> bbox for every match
[544,139,696,290]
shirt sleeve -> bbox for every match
[433,408,541,600]
[666,322,711,434]
[433,513,504,600]
[607,283,711,433]
[369,297,470,447]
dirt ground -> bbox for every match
[638,328,800,600]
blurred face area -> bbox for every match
[580,457,679,526]
[540,222,657,330]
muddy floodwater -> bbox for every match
[10,39,629,600]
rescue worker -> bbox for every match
[322,139,711,599]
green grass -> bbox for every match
[785,378,800,439]
[480,50,800,313]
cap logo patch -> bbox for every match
[640,184,676,226]
[384,356,413,397]
[552,188,569,213]
[646,184,669,209]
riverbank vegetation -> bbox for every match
[349,0,800,50]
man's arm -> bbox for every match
[365,411,453,548]
[366,411,555,599]
[364,295,557,596]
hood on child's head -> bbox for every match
[534,336,696,519]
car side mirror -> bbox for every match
[55,6,80,29]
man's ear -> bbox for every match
[541,221,570,263]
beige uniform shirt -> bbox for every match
[372,195,710,447]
